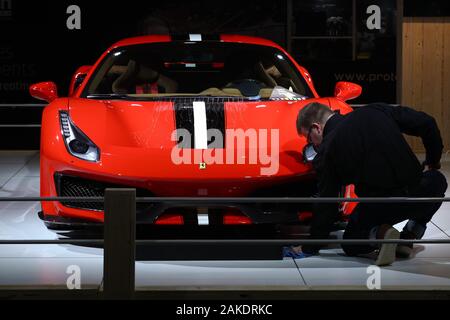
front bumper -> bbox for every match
[42,172,318,226]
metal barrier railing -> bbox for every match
[1,196,449,203]
[0,103,45,128]
[0,103,371,108]
[0,104,47,107]
[0,239,449,245]
[0,190,450,299]
[0,124,41,128]
[0,102,376,130]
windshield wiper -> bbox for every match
[86,93,135,100]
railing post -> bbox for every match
[103,188,136,299]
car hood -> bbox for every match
[67,97,338,179]
[69,97,330,144]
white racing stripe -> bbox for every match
[197,213,209,225]
[189,34,202,41]
[193,101,208,149]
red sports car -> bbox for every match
[30,34,360,231]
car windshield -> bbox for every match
[82,42,313,100]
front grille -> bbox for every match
[55,174,153,211]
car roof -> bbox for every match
[109,34,284,52]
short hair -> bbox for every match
[296,102,333,135]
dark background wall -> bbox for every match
[0,0,287,103]
[0,0,447,149]
[288,0,397,104]
[1,0,398,104]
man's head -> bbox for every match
[296,102,334,146]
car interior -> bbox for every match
[87,48,311,99]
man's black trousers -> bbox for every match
[342,170,448,256]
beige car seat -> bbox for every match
[112,60,178,94]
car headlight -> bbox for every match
[59,111,100,162]
[302,143,317,163]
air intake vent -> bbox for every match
[54,174,153,211]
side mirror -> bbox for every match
[69,65,92,96]
[29,82,58,103]
[334,81,362,101]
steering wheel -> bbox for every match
[224,78,266,97]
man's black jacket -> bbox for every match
[302,103,443,254]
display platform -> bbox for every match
[0,151,449,294]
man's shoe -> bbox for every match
[396,230,415,258]
[396,244,413,258]
[375,225,400,266]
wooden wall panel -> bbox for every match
[402,17,450,153]
[443,18,450,156]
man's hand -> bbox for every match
[282,245,314,259]
[427,162,441,170]
[422,161,441,170]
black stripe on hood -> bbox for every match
[173,98,225,149]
